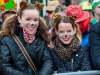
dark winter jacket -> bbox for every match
[43,15,50,29]
[49,46,92,73]
[0,21,2,29]
[0,29,53,75]
[89,21,100,70]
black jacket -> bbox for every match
[43,16,50,29]
[89,21,100,70]
[0,21,2,29]
[0,30,53,75]
[49,46,91,73]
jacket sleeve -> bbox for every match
[80,47,92,71]
[0,38,27,75]
[89,23,100,70]
[38,42,54,75]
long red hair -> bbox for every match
[77,17,91,34]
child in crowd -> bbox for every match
[49,14,92,73]
[0,0,53,75]
[43,0,59,29]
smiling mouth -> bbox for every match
[27,27,34,31]
[63,38,70,41]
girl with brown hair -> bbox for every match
[0,1,53,75]
[49,14,91,73]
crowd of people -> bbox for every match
[0,0,100,75]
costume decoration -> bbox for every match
[53,13,77,25]
[17,0,44,16]
[92,0,100,10]
[0,0,16,13]
[35,3,44,11]
[79,1,92,10]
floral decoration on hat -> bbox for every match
[0,0,17,13]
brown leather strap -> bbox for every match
[12,35,38,75]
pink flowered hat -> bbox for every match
[66,5,90,22]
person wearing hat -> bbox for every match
[91,0,100,25]
[89,18,100,70]
[79,1,94,20]
[89,0,100,70]
[0,10,16,22]
[66,5,91,48]
[43,0,59,29]
[0,10,16,30]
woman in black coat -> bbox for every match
[0,1,53,75]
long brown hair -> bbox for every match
[51,17,82,45]
[0,4,49,43]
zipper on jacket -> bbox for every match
[71,58,73,72]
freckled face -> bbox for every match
[56,23,76,44]
[18,9,39,34]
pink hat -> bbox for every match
[0,10,16,21]
[66,5,90,22]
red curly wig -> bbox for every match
[77,17,91,34]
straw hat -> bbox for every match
[46,1,59,11]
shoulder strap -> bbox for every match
[12,35,38,75]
